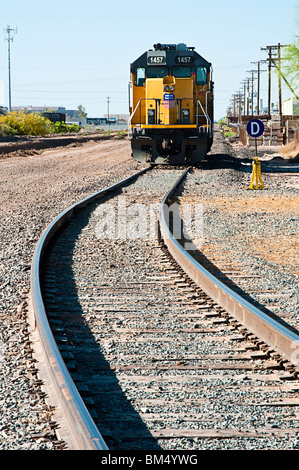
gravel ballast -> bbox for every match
[178,132,299,332]
[0,137,141,449]
[0,131,298,450]
[47,158,299,450]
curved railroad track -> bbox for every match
[30,162,299,451]
[29,168,149,450]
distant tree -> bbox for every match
[77,105,88,119]
[281,6,299,98]
[282,40,299,95]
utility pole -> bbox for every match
[234,91,243,122]
[243,81,246,117]
[230,94,238,120]
[232,94,236,118]
[246,78,250,115]
[241,78,249,116]
[251,61,266,116]
[3,25,17,112]
[277,43,282,116]
[261,44,289,117]
[107,97,110,122]
[246,70,258,116]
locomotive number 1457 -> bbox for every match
[147,56,166,64]
[175,56,194,64]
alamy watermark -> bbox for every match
[94,196,203,250]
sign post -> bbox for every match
[246,119,265,190]
[246,118,264,157]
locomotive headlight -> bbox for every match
[169,85,174,90]
[148,108,155,124]
[182,108,190,124]
[164,85,169,91]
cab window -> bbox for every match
[196,66,207,85]
[135,67,145,86]
[147,66,169,78]
[173,66,191,78]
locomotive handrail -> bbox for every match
[128,98,142,137]
[206,90,210,114]
[197,99,211,136]
[129,96,211,129]
[128,98,161,133]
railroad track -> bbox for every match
[30,164,299,450]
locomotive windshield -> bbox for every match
[135,67,145,86]
[196,66,207,85]
[147,66,169,78]
[173,66,191,78]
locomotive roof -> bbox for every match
[130,43,211,71]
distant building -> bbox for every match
[282,97,299,116]
[87,118,108,125]
[12,106,66,114]
[11,106,66,123]
[104,114,129,123]
[65,110,87,126]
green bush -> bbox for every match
[217,117,227,126]
[224,131,236,138]
[52,121,81,134]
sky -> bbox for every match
[0,0,298,121]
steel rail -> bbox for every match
[159,167,299,375]
[30,168,149,450]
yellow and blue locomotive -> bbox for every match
[128,43,214,165]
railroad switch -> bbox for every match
[248,157,264,190]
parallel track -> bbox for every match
[160,168,299,377]
[30,164,299,450]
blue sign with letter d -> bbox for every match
[246,119,264,137]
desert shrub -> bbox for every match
[0,111,52,136]
[279,139,299,159]
[52,121,81,133]
[0,111,82,137]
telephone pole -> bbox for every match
[245,78,250,115]
[107,97,110,122]
[233,91,243,122]
[261,43,289,117]
[251,61,266,116]
[246,70,258,116]
[3,25,17,112]
[241,80,247,116]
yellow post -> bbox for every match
[248,157,264,190]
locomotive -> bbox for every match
[128,43,214,165]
